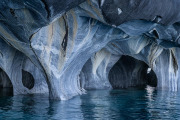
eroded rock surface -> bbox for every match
[0,0,180,100]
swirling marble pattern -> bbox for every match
[0,0,180,100]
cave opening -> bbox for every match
[108,55,157,89]
[22,70,35,90]
[0,68,13,96]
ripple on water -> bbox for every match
[0,87,180,119]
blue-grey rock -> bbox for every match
[0,0,180,100]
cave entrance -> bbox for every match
[0,68,13,96]
[108,55,157,89]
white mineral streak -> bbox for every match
[148,43,163,69]
[101,0,105,6]
[147,68,152,74]
[169,49,178,91]
[127,35,150,54]
[0,0,180,101]
[92,49,109,75]
[117,8,122,15]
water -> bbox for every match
[0,87,180,120]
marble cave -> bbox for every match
[1,1,180,119]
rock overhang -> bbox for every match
[0,0,180,100]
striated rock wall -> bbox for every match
[0,0,180,100]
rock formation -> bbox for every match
[0,0,180,100]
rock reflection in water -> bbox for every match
[0,88,180,119]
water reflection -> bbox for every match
[0,88,180,119]
[0,88,13,97]
[145,86,180,120]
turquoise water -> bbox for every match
[0,87,180,120]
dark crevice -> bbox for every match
[10,8,15,16]
[150,29,159,39]
[0,50,3,57]
[153,15,162,23]
[29,28,40,42]
[9,8,18,19]
[22,70,34,90]
[61,16,68,53]
[170,50,178,74]
[41,0,51,19]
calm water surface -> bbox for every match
[0,87,180,120]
